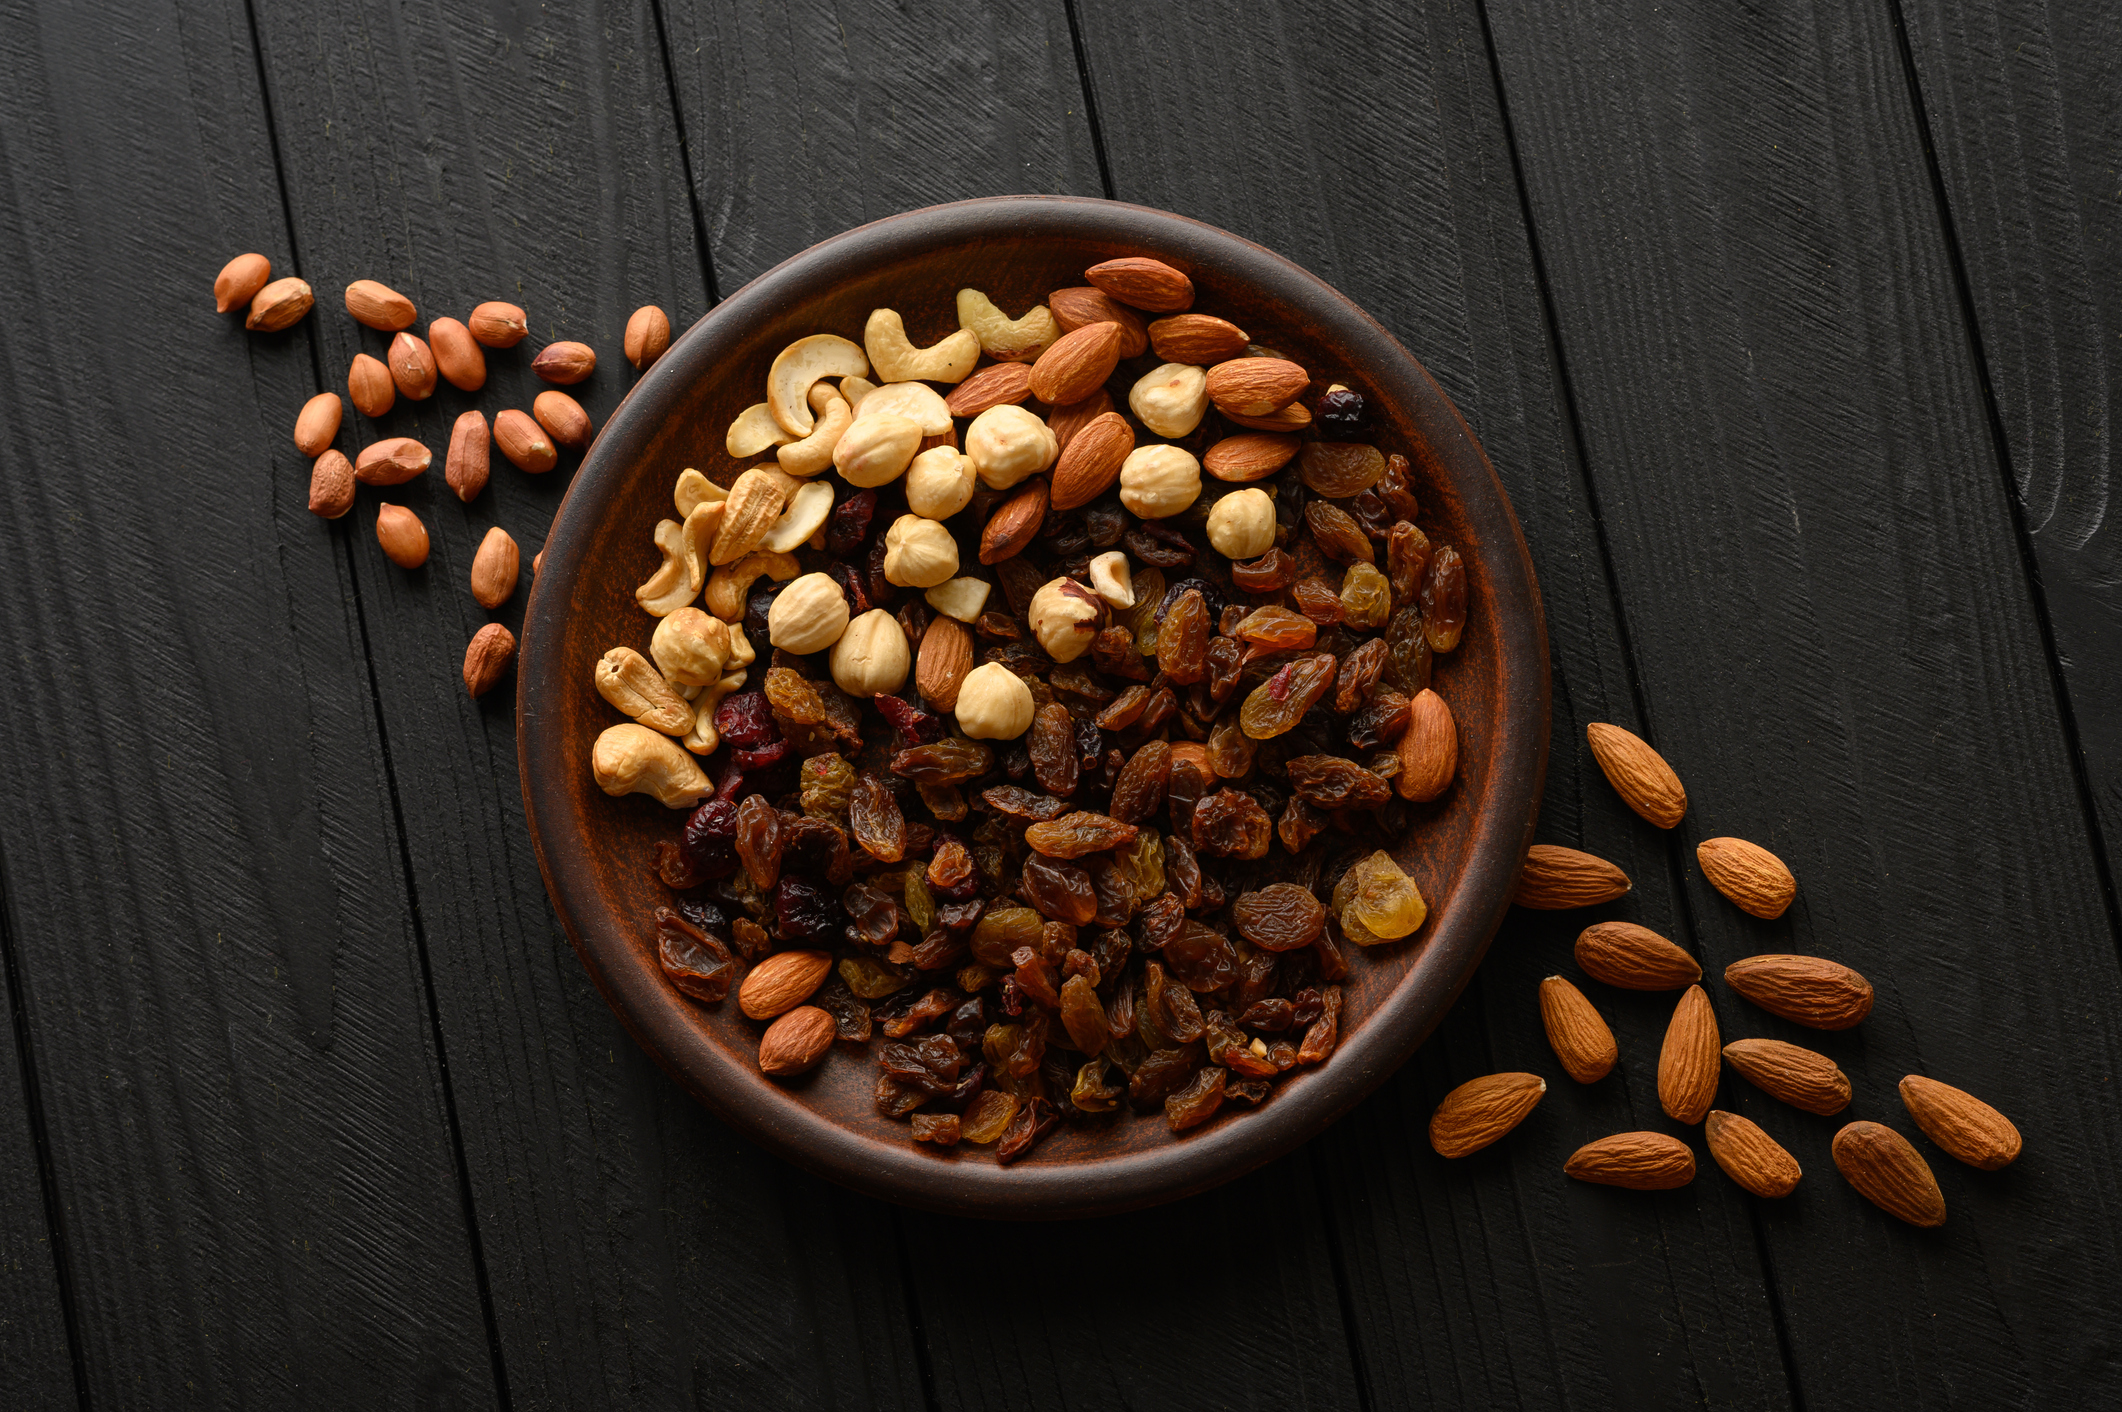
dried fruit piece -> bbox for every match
[1386,521,1431,604]
[1539,976,1617,1083]
[1419,544,1467,651]
[1723,1038,1851,1115]
[1586,722,1687,828]
[961,1090,1020,1144]
[1158,590,1209,685]
[1287,755,1393,810]
[1703,1111,1802,1198]
[1429,1072,1546,1157]
[1382,606,1431,695]
[1697,837,1797,919]
[1164,1065,1227,1132]
[1027,703,1079,797]
[1110,741,1172,825]
[848,775,907,862]
[1575,922,1701,990]
[1513,845,1630,909]
[1231,884,1326,952]
[1304,500,1374,564]
[1832,1121,1946,1227]
[1190,789,1271,860]
[1657,985,1720,1124]
[1025,812,1139,858]
[734,794,783,889]
[1898,1076,2022,1170]
[1297,441,1386,497]
[1340,851,1426,941]
[1338,562,1392,629]
[1564,1132,1696,1190]
[1723,954,1873,1030]
[1239,653,1336,739]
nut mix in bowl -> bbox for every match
[594,253,1472,1161]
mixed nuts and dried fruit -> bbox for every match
[596,255,1470,1160]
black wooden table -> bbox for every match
[4,0,2119,1406]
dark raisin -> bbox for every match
[1020,852,1097,925]
[654,839,705,891]
[824,487,876,556]
[980,786,1069,822]
[1190,788,1272,859]
[734,794,782,889]
[655,907,735,1002]
[1124,524,1195,569]
[1110,741,1172,825]
[1420,544,1467,652]
[1314,386,1369,440]
[1028,703,1079,797]
[826,560,872,617]
[1231,547,1301,593]
[848,775,907,862]
[1157,590,1209,684]
[681,797,741,879]
[872,691,945,745]
[1097,684,1151,730]
[1304,501,1374,564]
[1378,452,1421,521]
[1231,884,1327,951]
[772,875,843,945]
[1286,755,1393,809]
[744,587,780,643]
[1164,920,1240,991]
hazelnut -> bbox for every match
[904,445,976,520]
[766,571,852,654]
[1087,551,1134,609]
[1128,362,1208,438]
[651,607,731,687]
[924,576,992,622]
[964,404,1058,489]
[954,661,1036,740]
[1028,577,1108,664]
[1206,487,1277,559]
[833,411,922,487]
[883,514,960,588]
[829,608,910,696]
[1118,444,1202,520]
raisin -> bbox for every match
[1240,998,1294,1033]
[1204,637,1244,705]
[1298,441,1385,497]
[1334,639,1388,712]
[876,1074,927,1117]
[1340,850,1428,940]
[891,739,995,784]
[918,780,969,821]
[1231,884,1327,952]
[1124,524,1195,569]
[927,836,978,899]
[1137,894,1187,954]
[1387,521,1431,604]
[1123,566,1166,651]
[980,786,1069,822]
[1351,489,1397,541]
[960,1089,1019,1143]
[865,538,897,606]
[910,1113,960,1146]
[1420,543,1467,652]
[1080,628,1143,684]
[681,797,741,879]
[1305,500,1375,564]
[730,916,770,963]
[1235,605,1317,659]
[841,954,912,1000]
[744,587,781,644]
[995,1095,1060,1163]
[799,753,854,817]
[1027,703,1078,797]
[1347,689,1410,750]
[1058,975,1110,1055]
[1290,577,1345,626]
[880,1034,967,1096]
[1071,1057,1122,1112]
[1231,547,1300,593]
[1239,653,1336,739]
[1020,852,1097,925]
[1025,811,1139,858]
[1085,500,1127,548]
[816,977,873,1042]
[824,487,876,557]
[970,906,1044,968]
[732,739,790,774]
[994,556,1045,616]
[1157,590,1209,685]
[1191,788,1272,859]
[1162,1064,1225,1132]
[773,875,843,945]
[1128,1041,1205,1108]
[1112,829,1165,907]
[1378,452,1421,521]
[1382,606,1433,695]
[1091,684,1146,731]
[655,907,735,1002]
[734,794,783,889]
[1165,921,1240,991]
[871,691,943,746]
[898,600,933,651]
[1166,760,1206,837]
[654,839,705,892]
[1287,755,1393,809]
[1297,985,1342,1064]
[1010,947,1063,1010]
[1109,741,1173,824]
[848,775,907,862]
[1313,387,1370,442]
[1206,1014,1281,1078]
[1137,685,1179,736]
[974,611,1022,642]
[1206,720,1255,778]
[1339,562,1392,630]
[843,883,902,948]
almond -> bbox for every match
[354,436,431,486]
[462,622,516,698]
[1539,976,1616,1083]
[215,252,271,313]
[495,409,558,473]
[468,300,529,348]
[1049,412,1134,511]
[1513,844,1630,909]
[979,479,1049,564]
[738,949,833,1020]
[446,410,491,502]
[1832,1120,1946,1226]
[470,526,520,610]
[1396,689,1457,802]
[1205,357,1308,416]
[1574,921,1701,990]
[1724,954,1873,1030]
[1428,1072,1546,1158]
[1722,1038,1850,1115]
[245,276,313,332]
[532,340,596,384]
[388,331,438,400]
[1221,402,1313,433]
[626,304,671,370]
[429,316,487,391]
[1585,722,1686,828]
[345,279,416,331]
[1704,1110,1801,1197]
[758,1005,836,1076]
[1697,836,1796,918]
[1203,432,1300,482]
[293,392,342,456]
[917,615,974,711]
[533,389,593,450]
[1048,286,1147,356]
[1047,389,1116,451]
[945,361,1034,419]
[1027,321,1123,406]
[1564,1132,1696,1189]
[1899,1075,2021,1170]
[1150,313,1248,364]
[308,450,355,520]
[1657,984,1720,1123]
[347,353,396,418]
[375,504,429,569]
[1085,255,1194,312]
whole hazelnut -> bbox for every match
[1206,487,1277,559]
[904,445,976,520]
[1117,444,1202,520]
[1087,551,1134,608]
[1028,577,1108,664]
[883,514,960,588]
[954,661,1036,740]
[964,404,1058,489]
[833,411,922,487]
[765,571,852,654]
[829,609,910,696]
[1128,362,1208,438]
[651,607,731,687]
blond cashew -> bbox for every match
[726,403,795,457]
[724,621,756,670]
[637,515,716,617]
[763,480,835,553]
[678,501,723,595]
[595,647,695,734]
[592,723,712,807]
[864,308,979,384]
[705,550,799,622]
[853,381,952,436]
[681,670,748,755]
[674,468,727,518]
[768,334,868,435]
[777,383,852,476]
[956,289,1059,362]
[840,374,879,414]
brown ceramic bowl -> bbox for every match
[519,196,1548,1219]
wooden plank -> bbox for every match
[0,893,77,1412]
[1071,2,1796,1407]
[1481,0,2122,1403]
[654,4,1367,1406]
[0,0,501,1402]
[243,0,928,1405]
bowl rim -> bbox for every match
[519,194,1549,1219]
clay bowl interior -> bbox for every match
[520,195,1549,1219]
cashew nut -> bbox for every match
[637,507,721,617]
[767,334,868,435]
[595,647,695,735]
[593,723,712,807]
[726,402,795,457]
[864,308,979,384]
[681,670,747,754]
[924,576,992,622]
[705,549,799,622]
[840,374,879,413]
[777,383,852,476]
[724,621,756,670]
[678,500,723,594]
[853,381,953,436]
[674,467,727,518]
[956,289,1059,362]
[762,480,835,552]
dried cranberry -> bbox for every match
[1314,386,1369,441]
[825,488,877,556]
[826,561,872,616]
[773,875,843,945]
[681,798,740,879]
[873,692,945,745]
[711,750,747,804]
[733,738,789,772]
[714,690,778,749]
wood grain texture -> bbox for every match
[0,0,499,1402]
[1073,1,1794,1406]
[1484,0,2122,1403]
[0,885,75,1411]
[244,0,927,1405]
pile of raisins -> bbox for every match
[651,381,1470,1163]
